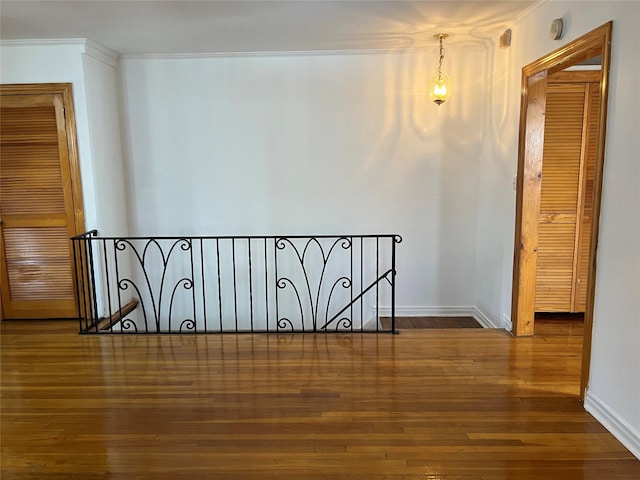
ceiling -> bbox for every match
[0,1,537,55]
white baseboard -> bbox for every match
[472,307,511,330]
[374,305,509,331]
[375,305,476,318]
[502,313,513,332]
[584,389,640,460]
[472,307,497,328]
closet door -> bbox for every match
[535,72,599,313]
[573,84,600,312]
[0,85,84,319]
[535,83,586,312]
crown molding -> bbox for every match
[504,0,550,31]
[1,38,119,67]
[486,1,549,49]
[0,38,86,48]
[120,43,486,61]
[84,39,119,67]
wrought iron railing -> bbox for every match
[71,232,401,334]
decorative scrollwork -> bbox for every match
[115,238,139,255]
[118,279,149,332]
[336,317,352,331]
[325,276,351,328]
[275,237,353,331]
[277,317,294,332]
[179,319,196,332]
[168,278,194,331]
[277,277,304,331]
[121,319,138,332]
[340,237,352,250]
[115,238,194,333]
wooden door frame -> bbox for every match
[0,83,85,319]
[510,22,612,400]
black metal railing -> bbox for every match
[72,232,401,334]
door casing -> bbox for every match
[510,22,612,400]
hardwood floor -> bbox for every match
[1,320,638,479]
[381,316,482,329]
[535,312,585,337]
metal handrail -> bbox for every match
[72,232,401,334]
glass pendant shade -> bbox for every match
[428,73,452,105]
[429,33,451,106]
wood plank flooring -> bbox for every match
[1,320,638,479]
[381,316,482,329]
[535,313,585,337]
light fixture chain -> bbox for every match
[430,33,450,106]
[438,36,445,80]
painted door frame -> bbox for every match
[0,83,85,319]
[510,22,612,400]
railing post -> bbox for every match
[81,236,91,332]
[86,236,99,332]
[102,238,113,331]
[392,236,398,334]
[72,237,83,333]
[376,237,380,332]
[72,230,98,333]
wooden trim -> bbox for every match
[96,299,139,331]
[510,22,612,402]
[523,26,608,77]
[54,94,77,236]
[548,70,601,84]
[1,83,77,96]
[60,85,86,235]
[512,22,611,332]
[510,69,531,336]
[511,72,547,336]
[511,22,613,400]
[570,85,592,311]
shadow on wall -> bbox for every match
[426,47,487,306]
[116,47,487,311]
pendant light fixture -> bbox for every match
[428,33,452,106]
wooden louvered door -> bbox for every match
[573,83,600,312]
[535,72,599,313]
[0,84,84,319]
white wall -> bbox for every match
[119,47,487,310]
[476,0,640,457]
[82,50,130,236]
